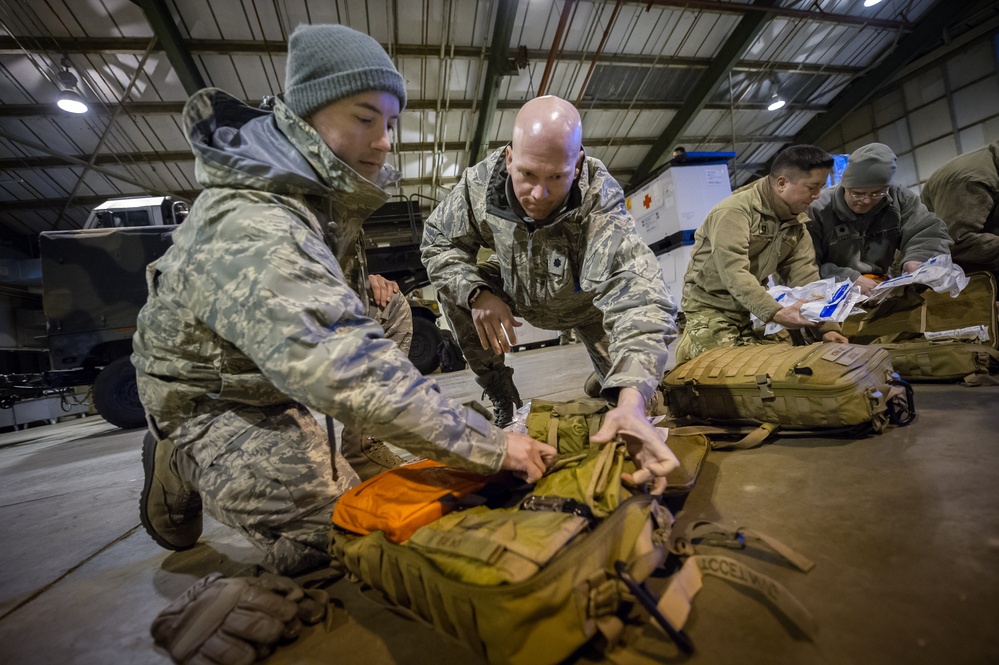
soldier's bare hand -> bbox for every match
[902,260,922,274]
[501,432,557,483]
[770,300,818,330]
[369,274,400,308]
[472,291,522,355]
[822,331,849,343]
[855,276,880,296]
[590,387,678,495]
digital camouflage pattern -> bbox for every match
[132,89,504,574]
[807,184,951,281]
[421,148,677,403]
[437,258,613,387]
[673,307,773,366]
[920,141,999,274]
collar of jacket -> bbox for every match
[183,88,394,244]
[829,184,893,222]
[274,99,395,235]
[482,146,586,227]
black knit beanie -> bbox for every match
[284,24,406,118]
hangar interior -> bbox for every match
[0,1,998,664]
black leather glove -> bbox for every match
[151,572,328,665]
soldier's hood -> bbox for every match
[183,88,397,212]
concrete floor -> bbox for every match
[0,343,997,665]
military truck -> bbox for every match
[1,196,443,430]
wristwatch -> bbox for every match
[468,286,491,307]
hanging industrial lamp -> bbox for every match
[767,92,786,111]
[56,57,88,114]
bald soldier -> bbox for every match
[422,95,680,479]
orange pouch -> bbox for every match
[332,459,508,543]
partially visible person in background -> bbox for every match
[920,140,999,280]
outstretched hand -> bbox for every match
[472,291,522,355]
[770,299,820,330]
[590,387,679,495]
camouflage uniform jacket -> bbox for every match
[421,148,677,403]
[920,142,999,273]
[682,177,826,325]
[131,88,504,473]
[807,184,952,281]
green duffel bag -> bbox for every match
[878,341,999,385]
[662,342,914,447]
[331,398,717,664]
[841,272,999,383]
[525,397,710,496]
[331,438,680,665]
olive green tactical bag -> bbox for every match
[840,272,999,384]
[330,400,714,665]
[662,342,914,447]
[332,442,675,665]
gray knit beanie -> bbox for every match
[841,143,897,188]
[284,24,406,119]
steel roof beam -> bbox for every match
[794,0,965,146]
[1,191,202,213]
[0,98,826,118]
[0,135,795,171]
[0,128,178,196]
[635,0,911,30]
[0,36,861,78]
[468,0,520,165]
[631,0,779,185]
[130,0,205,95]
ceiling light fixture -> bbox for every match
[767,92,786,111]
[56,56,88,114]
[863,0,884,6]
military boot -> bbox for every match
[341,428,404,482]
[583,372,602,398]
[475,367,523,428]
[140,432,203,551]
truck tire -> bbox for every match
[409,315,443,375]
[92,356,147,429]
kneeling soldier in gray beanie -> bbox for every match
[135,23,559,663]
[807,142,953,295]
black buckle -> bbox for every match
[886,378,916,426]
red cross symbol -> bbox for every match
[643,194,652,209]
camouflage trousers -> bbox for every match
[438,260,612,385]
[179,291,412,576]
[673,307,774,365]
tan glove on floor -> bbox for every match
[151,572,328,665]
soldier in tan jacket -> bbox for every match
[676,145,848,364]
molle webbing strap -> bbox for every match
[657,555,818,641]
[670,520,815,572]
[670,423,779,450]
